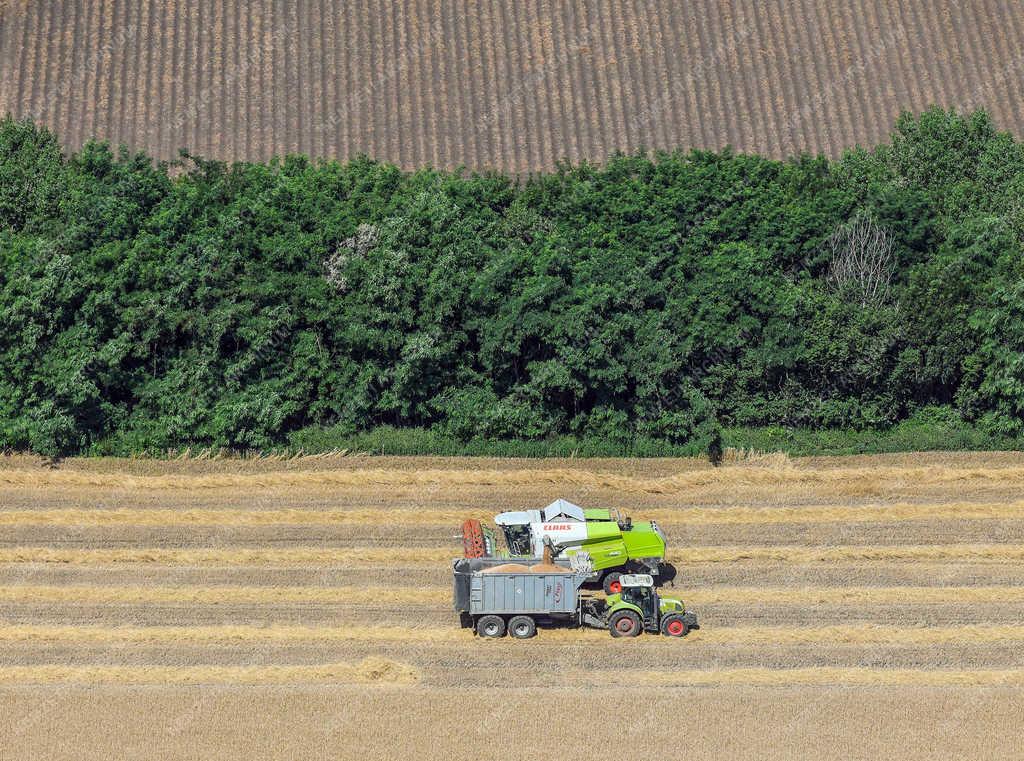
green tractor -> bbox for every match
[601,573,694,637]
[461,499,673,594]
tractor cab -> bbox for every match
[618,574,660,632]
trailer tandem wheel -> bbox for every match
[476,615,506,638]
[508,615,537,639]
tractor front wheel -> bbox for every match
[508,615,537,639]
[660,614,689,637]
[608,610,642,638]
[476,615,506,638]
[603,572,623,595]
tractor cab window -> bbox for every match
[621,585,657,621]
[502,524,531,556]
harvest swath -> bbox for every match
[1,451,1023,759]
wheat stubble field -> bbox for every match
[1,451,1024,759]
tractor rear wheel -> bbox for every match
[476,615,506,638]
[660,614,689,637]
[508,615,537,639]
[603,572,623,595]
[608,610,642,638]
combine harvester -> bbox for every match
[452,544,697,639]
[461,498,672,593]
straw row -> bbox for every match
[0,657,419,685]
[3,500,1024,526]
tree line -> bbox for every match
[0,107,1021,456]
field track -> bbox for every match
[2,450,1024,759]
[1,2,1023,172]
[3,583,1023,606]
[2,622,1024,647]
[4,543,1024,565]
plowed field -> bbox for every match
[1,451,1024,759]
[1,1,1022,172]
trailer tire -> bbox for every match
[603,572,623,595]
[508,615,537,639]
[476,615,506,638]
[660,614,689,637]
[608,610,642,638]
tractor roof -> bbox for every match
[620,573,654,587]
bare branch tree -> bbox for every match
[825,214,898,308]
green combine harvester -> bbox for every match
[460,498,673,594]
